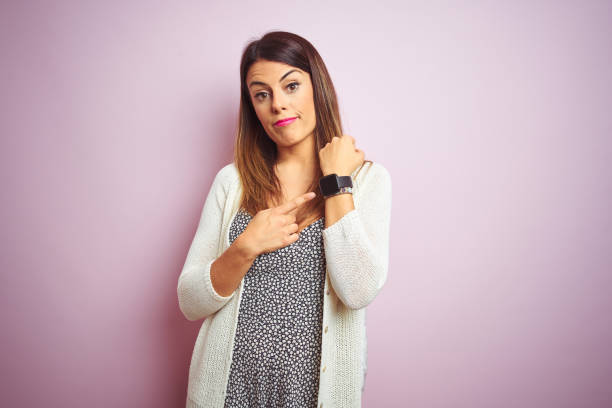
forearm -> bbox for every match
[321,163,392,309]
[322,209,385,309]
[324,192,355,229]
[210,235,258,297]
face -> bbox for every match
[246,59,316,147]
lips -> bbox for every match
[274,117,297,126]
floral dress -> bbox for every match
[224,208,326,408]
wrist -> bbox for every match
[322,170,351,177]
[234,233,259,261]
[322,186,353,199]
[319,173,353,199]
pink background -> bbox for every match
[1,1,611,407]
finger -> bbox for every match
[358,149,365,160]
[341,133,354,143]
[286,214,297,225]
[285,222,298,234]
[285,232,299,245]
[276,191,316,214]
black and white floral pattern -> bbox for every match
[224,208,326,408]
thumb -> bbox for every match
[356,148,365,160]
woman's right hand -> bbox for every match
[240,191,317,256]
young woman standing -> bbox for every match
[178,31,392,408]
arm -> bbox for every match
[177,165,243,321]
[322,163,392,310]
[209,235,257,297]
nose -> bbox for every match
[270,89,287,113]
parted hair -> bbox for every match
[234,31,371,224]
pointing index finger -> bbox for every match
[276,191,316,214]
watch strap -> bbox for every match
[319,173,354,198]
[336,175,353,189]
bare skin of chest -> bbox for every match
[276,175,321,232]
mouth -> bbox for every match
[274,117,297,127]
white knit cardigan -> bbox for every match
[177,160,392,408]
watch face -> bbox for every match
[320,174,339,194]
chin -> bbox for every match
[271,131,299,144]
[277,138,301,147]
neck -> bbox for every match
[275,133,318,176]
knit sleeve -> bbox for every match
[322,163,392,310]
[177,165,235,321]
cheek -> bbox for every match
[305,96,316,119]
[307,90,316,113]
[253,105,268,125]
[298,93,315,116]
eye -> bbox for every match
[287,81,300,92]
[254,91,268,101]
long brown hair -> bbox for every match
[234,31,372,223]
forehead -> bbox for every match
[247,60,304,81]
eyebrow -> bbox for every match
[248,69,301,89]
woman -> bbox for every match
[177,31,392,408]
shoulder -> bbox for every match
[369,161,391,182]
[353,161,391,189]
[216,162,239,180]
[211,162,240,193]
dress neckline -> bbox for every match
[298,216,324,233]
[237,209,324,233]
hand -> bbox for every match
[240,191,317,255]
[318,134,365,176]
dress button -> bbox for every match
[326,289,330,295]
[322,365,326,372]
[324,326,328,333]
[319,404,323,408]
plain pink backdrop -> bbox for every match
[1,1,611,407]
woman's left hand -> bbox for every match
[319,134,365,176]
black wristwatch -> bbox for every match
[319,173,353,198]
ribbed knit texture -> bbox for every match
[177,161,392,408]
